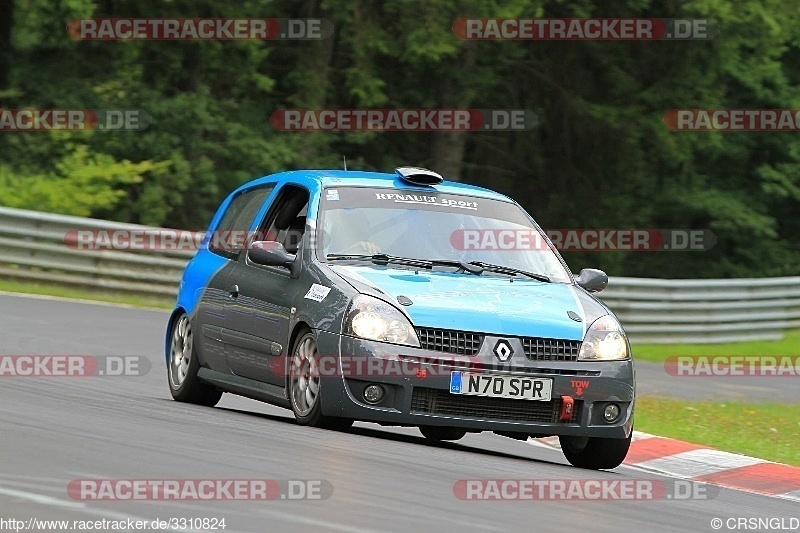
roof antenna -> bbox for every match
[342,155,347,171]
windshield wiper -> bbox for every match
[427,258,483,275]
[467,261,551,282]
[327,255,548,281]
[326,254,482,274]
[327,253,433,269]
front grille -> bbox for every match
[417,328,483,355]
[415,327,581,362]
[522,337,581,362]
[411,387,580,423]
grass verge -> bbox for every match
[0,279,173,309]
[632,330,800,362]
[636,396,800,467]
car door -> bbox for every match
[193,183,276,373]
[222,183,310,385]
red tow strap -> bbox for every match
[559,395,575,422]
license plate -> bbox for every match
[449,371,552,401]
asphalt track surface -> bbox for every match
[0,293,797,532]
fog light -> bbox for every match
[604,403,621,422]
[363,384,384,404]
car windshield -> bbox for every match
[317,186,572,283]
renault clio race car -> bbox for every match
[166,167,635,469]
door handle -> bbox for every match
[228,284,239,298]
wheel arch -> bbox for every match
[165,307,187,365]
[285,320,313,387]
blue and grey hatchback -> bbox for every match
[166,167,634,469]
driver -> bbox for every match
[327,208,382,255]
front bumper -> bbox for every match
[315,330,635,439]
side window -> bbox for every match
[208,184,275,259]
[254,185,310,261]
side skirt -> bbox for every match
[197,368,291,409]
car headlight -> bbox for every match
[344,294,420,347]
[578,315,629,361]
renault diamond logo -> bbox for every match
[493,339,514,362]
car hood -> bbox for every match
[328,264,599,340]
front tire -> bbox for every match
[289,329,353,430]
[559,433,632,470]
[167,313,222,407]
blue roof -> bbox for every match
[236,169,512,202]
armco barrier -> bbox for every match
[0,206,190,298]
[0,206,797,344]
[601,276,800,343]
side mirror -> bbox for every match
[575,268,608,293]
[247,241,295,268]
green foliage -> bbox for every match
[0,0,798,276]
[0,143,169,217]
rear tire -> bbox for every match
[419,426,467,441]
[167,313,222,407]
[289,329,353,430]
[559,433,632,470]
